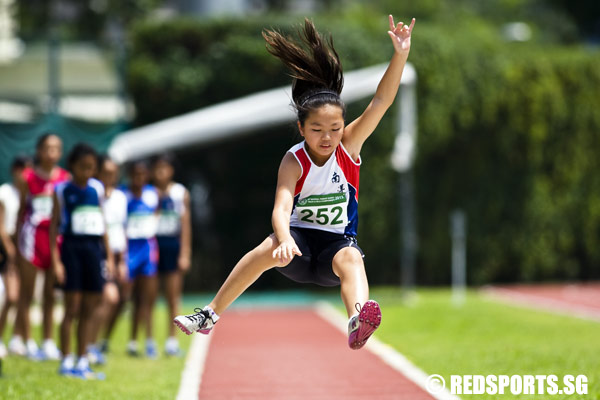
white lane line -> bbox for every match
[176,332,213,400]
[315,301,461,400]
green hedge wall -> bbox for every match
[127,16,600,286]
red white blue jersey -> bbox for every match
[55,178,106,237]
[289,141,361,236]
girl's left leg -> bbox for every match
[332,247,380,350]
[78,293,103,358]
[42,267,56,340]
[164,270,182,339]
[331,247,369,317]
[42,267,61,359]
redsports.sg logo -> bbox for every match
[426,374,588,396]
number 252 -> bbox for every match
[299,206,344,225]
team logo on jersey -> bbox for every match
[332,172,340,183]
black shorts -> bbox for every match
[275,227,364,287]
[157,236,180,274]
[61,236,107,293]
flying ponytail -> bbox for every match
[263,19,346,125]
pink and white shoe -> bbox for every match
[173,306,219,335]
[348,300,381,350]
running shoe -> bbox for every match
[145,340,158,360]
[173,306,219,335]
[127,341,139,357]
[26,339,43,361]
[348,300,382,350]
[59,356,75,377]
[98,339,109,354]
[87,345,106,365]
[164,337,182,357]
[71,365,105,380]
[8,336,26,356]
[42,339,62,360]
[0,342,7,358]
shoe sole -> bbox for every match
[349,300,382,350]
[173,318,194,335]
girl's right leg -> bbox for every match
[16,257,37,356]
[60,291,82,372]
[208,234,283,315]
[101,283,128,349]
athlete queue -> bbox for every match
[0,134,191,379]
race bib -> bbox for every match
[127,213,157,239]
[296,193,348,228]
[72,206,105,236]
[156,211,181,236]
[31,195,53,224]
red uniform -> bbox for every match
[19,167,69,270]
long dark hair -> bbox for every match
[263,19,345,125]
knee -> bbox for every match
[332,248,364,278]
[104,284,120,306]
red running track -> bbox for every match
[198,309,435,400]
[485,282,600,319]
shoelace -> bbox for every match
[355,303,362,314]
[186,308,210,324]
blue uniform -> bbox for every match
[123,185,159,280]
[156,183,186,274]
[55,178,106,292]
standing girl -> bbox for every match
[175,15,415,349]
[87,155,128,361]
[151,153,191,356]
[51,143,113,378]
[0,157,29,357]
[122,161,159,358]
[16,133,69,359]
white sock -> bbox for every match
[76,356,89,370]
[62,354,75,369]
[146,338,156,347]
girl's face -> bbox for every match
[152,160,174,187]
[298,104,345,164]
[129,164,149,189]
[72,154,97,184]
[98,159,119,188]
[37,135,62,166]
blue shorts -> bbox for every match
[275,227,364,287]
[157,236,180,274]
[128,238,158,280]
[61,236,106,292]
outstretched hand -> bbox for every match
[387,15,415,53]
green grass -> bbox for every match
[367,288,600,400]
[1,303,192,400]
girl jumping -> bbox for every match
[175,15,415,349]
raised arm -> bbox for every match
[342,15,415,160]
